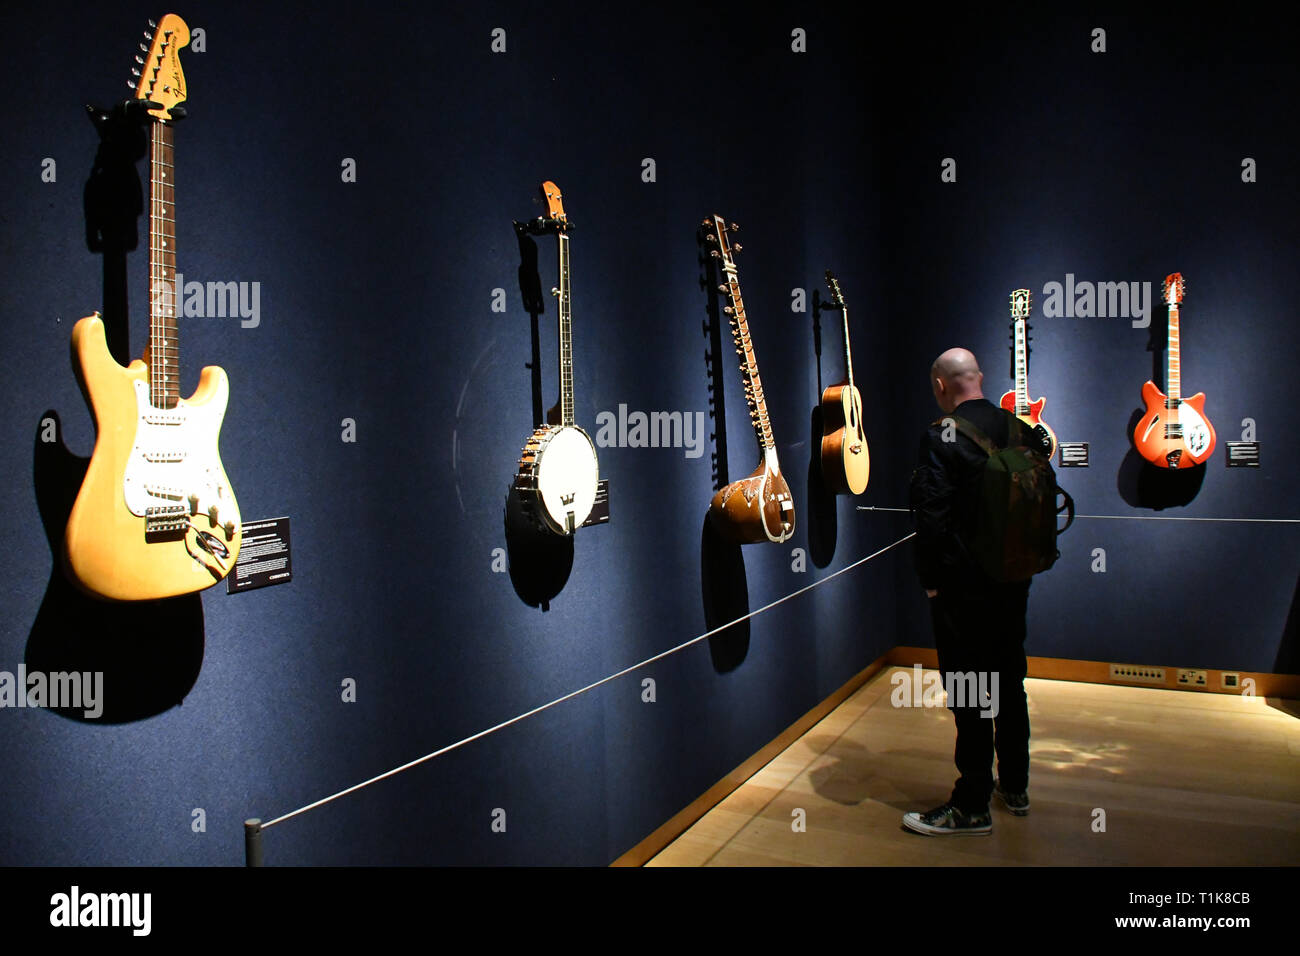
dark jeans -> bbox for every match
[929,577,1031,813]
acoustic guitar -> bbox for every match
[703,216,795,543]
[999,288,1057,458]
[64,14,242,601]
[818,270,869,494]
[514,181,600,535]
[1133,272,1216,468]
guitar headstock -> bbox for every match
[825,270,846,310]
[702,215,741,266]
[1163,272,1186,306]
[1009,288,1032,322]
[540,180,571,231]
[131,14,190,121]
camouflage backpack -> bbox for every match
[948,414,1074,582]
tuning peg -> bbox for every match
[140,43,148,52]
[723,306,733,314]
[131,68,141,76]
[709,250,719,258]
[701,218,712,227]
[729,223,739,232]
[717,284,727,293]
[147,18,156,27]
[143,30,153,40]
[703,234,716,243]
[733,243,743,252]
[126,80,137,89]
[135,55,144,63]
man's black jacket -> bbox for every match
[909,397,1042,591]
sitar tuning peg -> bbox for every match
[729,223,739,232]
[703,234,716,243]
[701,218,712,227]
[733,243,743,252]
[717,284,727,293]
[709,250,719,258]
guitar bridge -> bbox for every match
[145,504,189,535]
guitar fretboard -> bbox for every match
[1166,303,1181,403]
[557,232,574,426]
[148,120,179,409]
[1013,318,1030,415]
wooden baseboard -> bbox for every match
[888,646,1300,700]
[613,646,1299,865]
[609,651,892,867]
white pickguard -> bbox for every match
[123,378,238,532]
[1179,403,1212,457]
[535,426,600,533]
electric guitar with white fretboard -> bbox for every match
[64,14,241,601]
[999,288,1057,458]
[818,270,869,495]
[1133,272,1216,468]
[514,181,600,535]
[703,216,795,543]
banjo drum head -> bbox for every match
[535,425,599,533]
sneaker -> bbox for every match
[902,802,992,836]
[995,780,1029,816]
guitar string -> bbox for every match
[855,505,1299,524]
[257,530,917,831]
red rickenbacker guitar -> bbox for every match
[63,14,242,601]
[999,288,1057,458]
[703,215,795,544]
[818,270,869,494]
[1133,272,1216,468]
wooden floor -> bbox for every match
[648,666,1300,866]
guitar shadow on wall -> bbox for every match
[698,234,749,672]
[805,288,838,569]
[28,415,205,726]
[24,102,208,723]
[1117,321,1207,508]
[501,223,573,611]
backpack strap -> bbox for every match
[944,415,999,457]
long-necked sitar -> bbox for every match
[999,287,1057,458]
[1133,272,1216,468]
[64,14,241,601]
[515,181,600,535]
[704,216,795,544]
[818,270,869,495]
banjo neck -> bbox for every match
[556,230,575,427]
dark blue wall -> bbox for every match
[0,4,1293,867]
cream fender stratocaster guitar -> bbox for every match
[64,14,241,601]
[999,288,1057,458]
[1133,272,1216,468]
[704,216,795,543]
[515,181,600,535]
[818,270,869,495]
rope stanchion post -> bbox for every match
[244,818,263,867]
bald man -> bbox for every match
[903,348,1044,836]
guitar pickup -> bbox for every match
[142,449,187,462]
